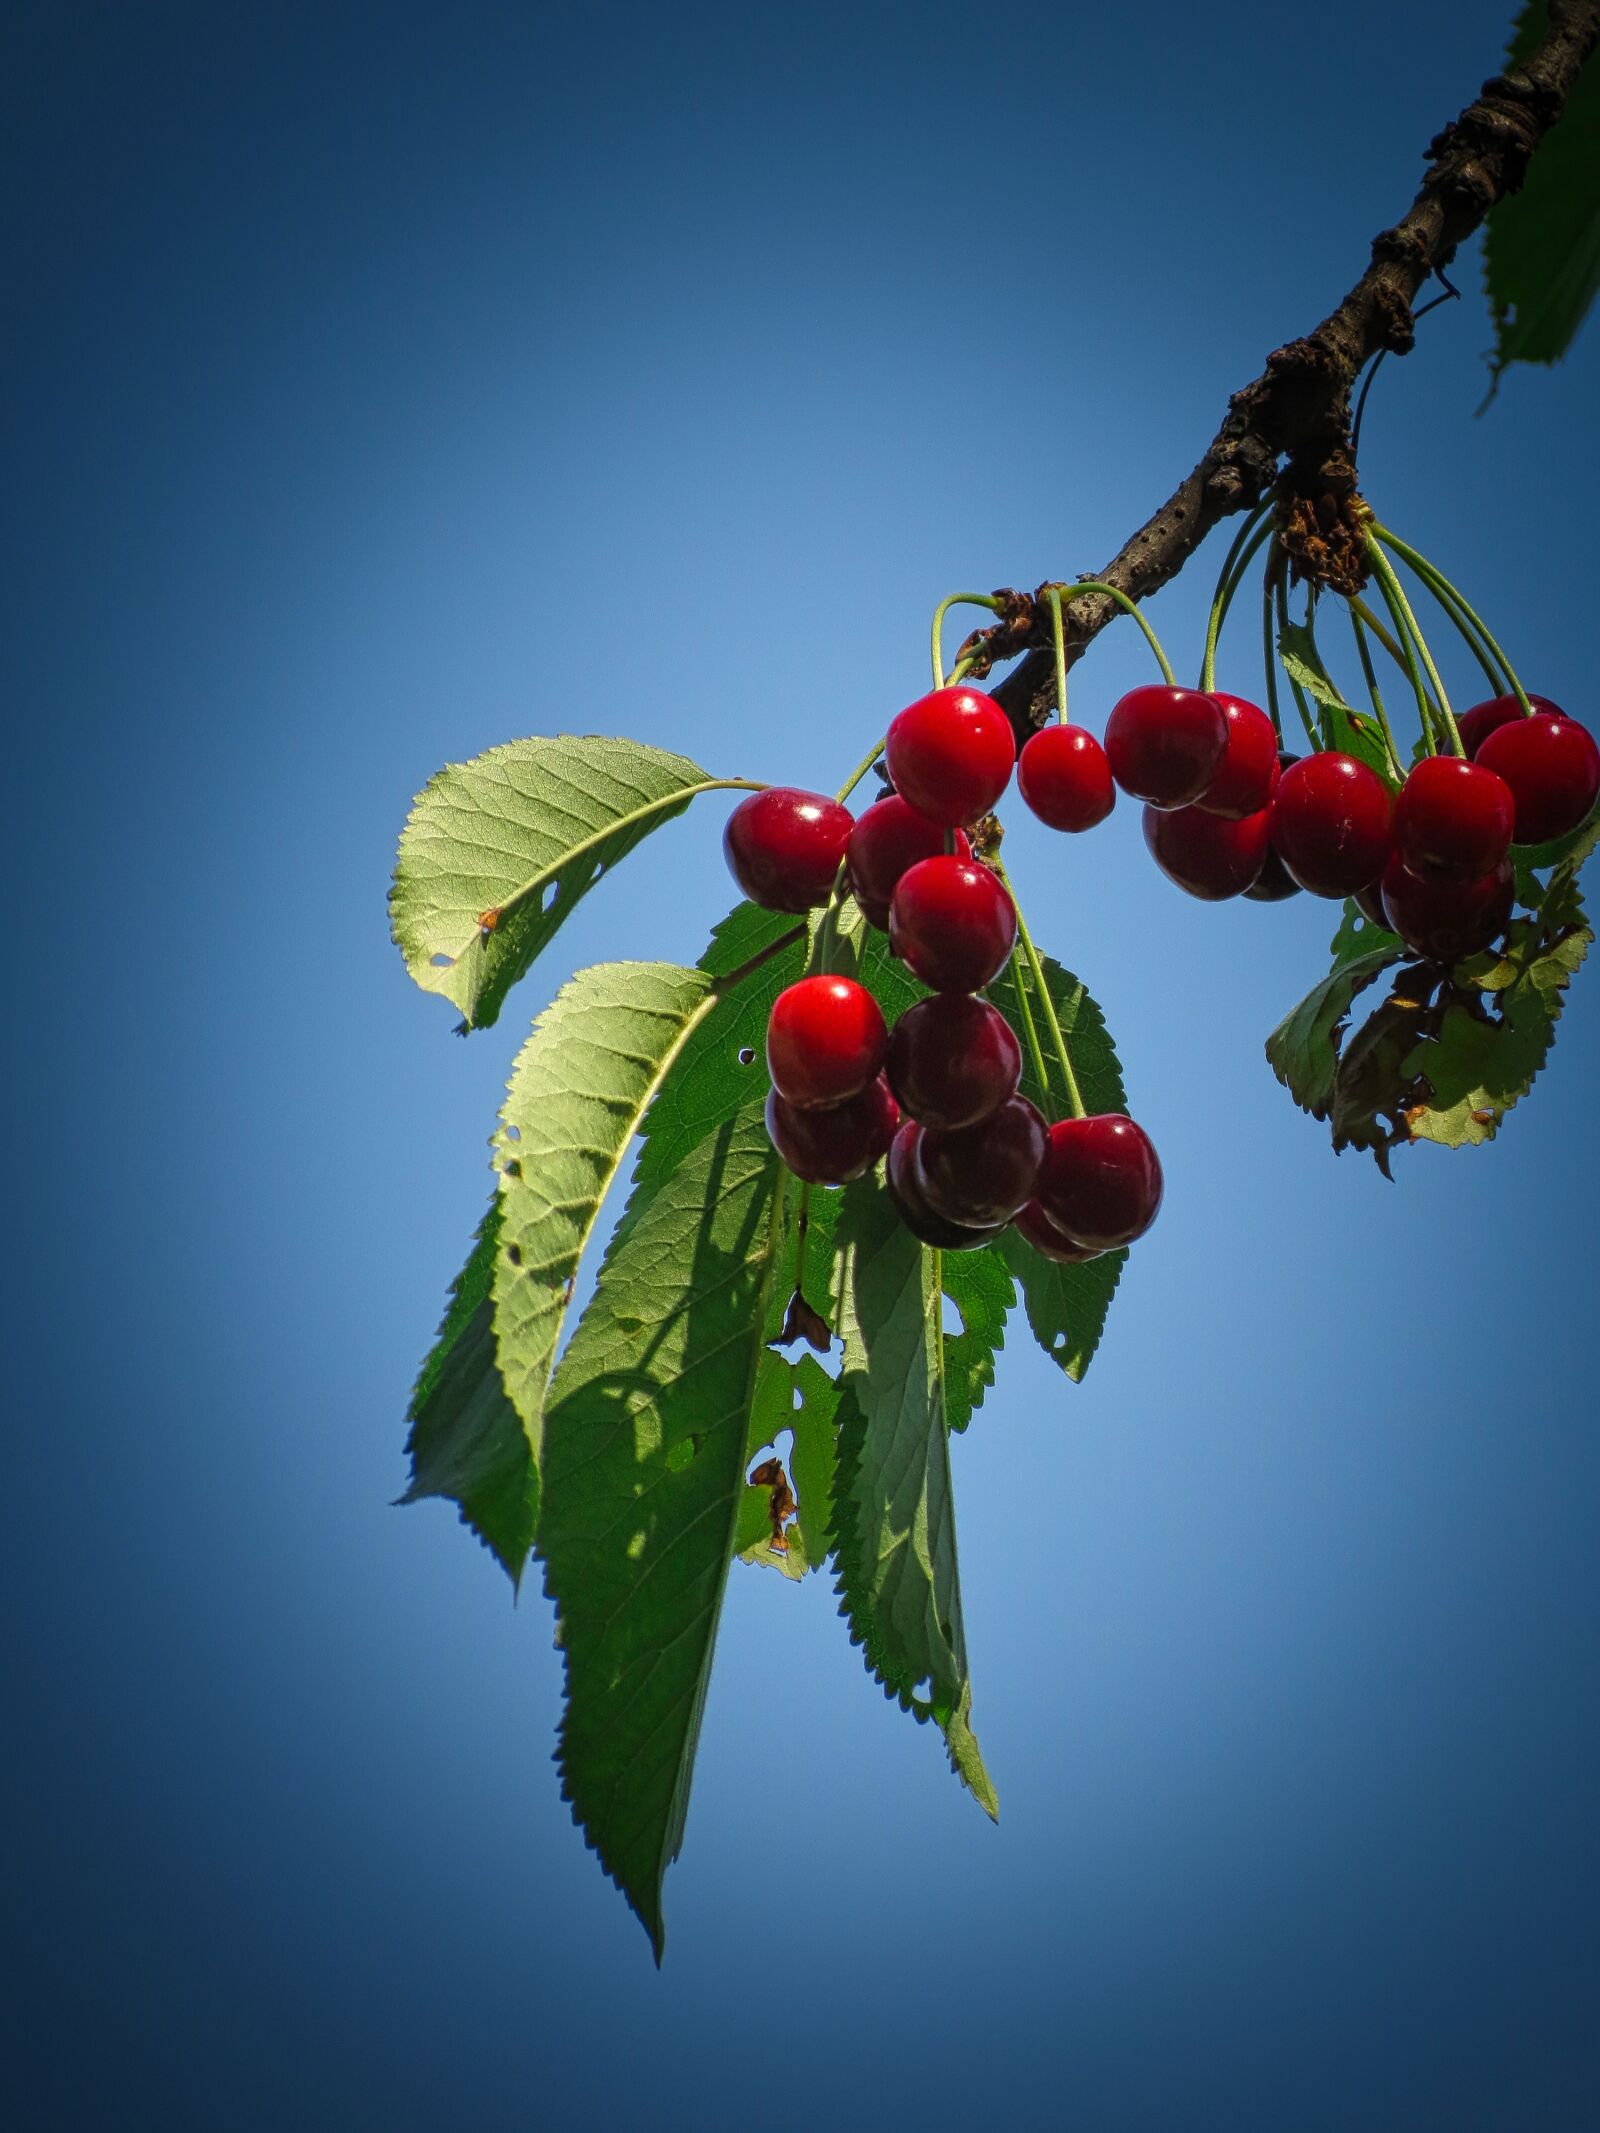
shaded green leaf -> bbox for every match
[1265,943,1406,1120]
[738,1348,839,1577]
[492,960,718,1472]
[538,1111,785,1958]
[1484,3,1600,397]
[391,734,732,1031]
[1278,623,1398,784]
[401,1201,538,1590]
[831,1180,998,1819]
[939,1246,1013,1431]
[1329,898,1401,970]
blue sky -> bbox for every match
[6,3,1598,2126]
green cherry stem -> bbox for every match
[835,739,886,806]
[990,855,1086,1120]
[1200,509,1273,691]
[931,592,1005,691]
[1047,586,1070,726]
[1348,606,1406,782]
[1260,549,1284,742]
[811,859,851,975]
[1006,940,1054,1106]
[1272,561,1321,752]
[1348,597,1446,728]
[1362,530,1463,755]
[1047,580,1178,685]
[1369,524,1531,713]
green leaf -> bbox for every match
[1329,898,1401,970]
[1402,885,1594,1147]
[400,1201,538,1590]
[390,734,731,1031]
[831,1180,998,1819]
[1278,623,1397,785]
[1265,943,1407,1120]
[1484,3,1600,398]
[987,948,1127,1382]
[737,1347,839,1577]
[538,1110,785,1958]
[939,1246,1013,1431]
[492,960,719,1471]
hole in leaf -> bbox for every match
[941,1295,966,1338]
[430,953,454,968]
[1052,1331,1067,1351]
[541,881,560,913]
[910,1676,935,1705]
[667,1434,703,1472]
[503,1124,521,1142]
[506,1243,522,1266]
[737,1047,756,1066]
[792,1385,803,1410]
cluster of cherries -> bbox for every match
[723,687,1164,1261]
[1088,683,1598,960]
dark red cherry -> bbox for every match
[764,1077,899,1185]
[886,1122,1004,1250]
[1393,754,1515,882]
[1194,694,1281,819]
[884,686,1016,826]
[1017,724,1115,832]
[1036,1114,1163,1251]
[1012,1198,1104,1265]
[1243,845,1303,902]
[1380,854,1514,964]
[1104,685,1229,809]
[916,1093,1047,1228]
[723,787,853,911]
[846,795,971,929]
[1456,692,1564,760]
[766,976,887,1110]
[1142,801,1271,899]
[886,993,1022,1130]
[889,856,1017,992]
[1268,752,1393,897]
[1353,882,1391,929]
[1476,711,1600,844]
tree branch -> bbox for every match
[983,0,1600,741]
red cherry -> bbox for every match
[1456,692,1564,760]
[764,1077,899,1185]
[884,686,1016,827]
[888,856,1017,992]
[1194,694,1281,819]
[886,993,1021,1130]
[886,1122,1004,1250]
[1393,755,1514,882]
[846,795,971,929]
[1268,752,1393,897]
[1476,711,1600,845]
[916,1094,1047,1228]
[1036,1114,1163,1251]
[1142,801,1271,899]
[723,787,853,911]
[1012,1198,1104,1265]
[1380,854,1514,964]
[1243,845,1303,903]
[1104,685,1229,809]
[766,976,887,1110]
[1017,724,1115,832]
[1353,882,1390,929]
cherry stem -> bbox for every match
[712,919,808,995]
[1347,597,1446,728]
[1348,606,1406,782]
[1272,560,1321,752]
[1006,940,1054,1107]
[1047,580,1177,685]
[991,855,1086,1120]
[1200,507,1273,691]
[931,592,1005,691]
[1368,524,1532,714]
[810,860,851,975]
[835,740,886,806]
[1362,531,1463,755]
[1260,549,1284,742]
[1046,587,1069,727]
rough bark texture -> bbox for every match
[981,0,1600,742]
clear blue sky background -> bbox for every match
[6,3,1598,2126]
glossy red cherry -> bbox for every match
[1194,694,1281,819]
[889,856,1017,992]
[766,976,887,1110]
[1476,711,1600,844]
[1380,854,1514,964]
[884,686,1015,827]
[1142,801,1271,900]
[1036,1114,1163,1251]
[723,787,853,911]
[1457,692,1564,760]
[886,1122,1004,1250]
[1268,752,1393,898]
[846,795,971,929]
[1393,754,1514,882]
[764,1077,899,1185]
[1017,724,1115,831]
[1104,685,1229,809]
[1012,1198,1104,1265]
[886,993,1022,1130]
[1243,844,1303,902]
[916,1094,1047,1228]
